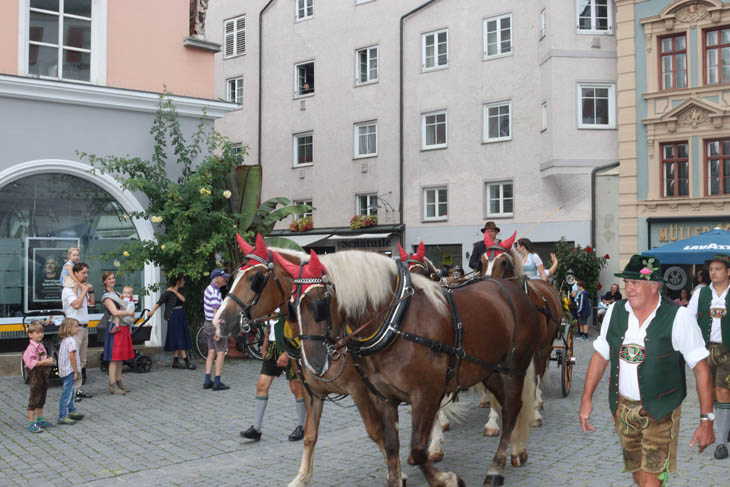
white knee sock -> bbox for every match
[716,402,730,447]
[295,398,305,427]
[254,396,268,432]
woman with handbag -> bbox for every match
[101,271,135,395]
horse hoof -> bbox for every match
[520,450,528,464]
[441,422,451,432]
[511,454,521,467]
[457,478,465,487]
[531,418,543,428]
[407,454,415,465]
[484,474,504,486]
[483,427,499,437]
[427,451,444,463]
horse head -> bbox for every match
[480,230,517,278]
[280,250,336,376]
[213,233,301,338]
[398,242,440,281]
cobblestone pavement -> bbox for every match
[1,335,727,487]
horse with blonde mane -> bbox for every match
[278,249,540,487]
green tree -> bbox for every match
[552,238,609,299]
[79,96,310,328]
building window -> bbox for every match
[540,9,546,39]
[541,101,548,131]
[422,29,448,71]
[423,187,448,221]
[578,83,615,129]
[422,111,447,149]
[224,15,246,58]
[707,139,730,195]
[660,34,687,90]
[293,132,314,167]
[293,199,313,218]
[296,0,313,21]
[354,121,377,158]
[483,101,511,142]
[484,14,512,59]
[577,0,612,34]
[486,181,514,217]
[357,194,378,216]
[705,27,730,85]
[661,143,689,198]
[226,77,243,105]
[356,45,378,85]
[28,0,93,81]
[295,61,315,97]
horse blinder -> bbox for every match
[313,297,330,323]
[249,271,266,293]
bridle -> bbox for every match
[225,250,287,333]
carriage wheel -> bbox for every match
[21,358,29,384]
[561,326,574,397]
[195,326,209,360]
[244,325,265,360]
[134,356,152,373]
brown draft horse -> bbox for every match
[278,249,540,487]
[479,232,563,437]
[212,234,406,487]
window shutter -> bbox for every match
[224,19,234,57]
[236,16,246,55]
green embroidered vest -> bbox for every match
[696,286,730,350]
[606,299,685,421]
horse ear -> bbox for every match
[237,233,254,255]
[397,243,408,262]
[273,251,300,277]
[253,233,268,259]
[484,230,496,248]
[415,242,425,261]
[306,250,325,278]
[500,231,517,250]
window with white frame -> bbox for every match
[295,61,315,97]
[27,0,93,81]
[224,15,246,58]
[422,29,448,70]
[486,181,513,217]
[293,132,314,166]
[541,101,548,131]
[483,101,511,142]
[578,83,615,128]
[293,199,313,218]
[231,143,244,162]
[484,14,512,59]
[227,77,243,105]
[354,121,378,158]
[296,0,313,21]
[422,111,447,149]
[356,45,378,84]
[577,0,612,33]
[423,187,448,221]
[540,9,546,39]
[357,194,378,216]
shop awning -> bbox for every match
[328,233,392,240]
[279,234,332,247]
[643,227,730,264]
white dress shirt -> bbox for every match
[687,282,729,344]
[62,287,88,325]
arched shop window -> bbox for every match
[0,173,143,321]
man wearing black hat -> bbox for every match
[468,221,501,274]
[580,255,715,486]
[687,253,730,460]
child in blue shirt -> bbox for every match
[576,280,592,340]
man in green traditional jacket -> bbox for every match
[580,254,715,487]
[687,253,730,460]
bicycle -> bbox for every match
[194,318,265,360]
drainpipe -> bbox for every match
[258,0,276,166]
[400,0,438,244]
[590,161,620,248]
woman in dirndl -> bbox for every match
[148,276,195,370]
[101,271,135,395]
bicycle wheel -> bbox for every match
[245,325,265,360]
[195,326,209,360]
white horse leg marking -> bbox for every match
[483,396,501,437]
[427,415,445,463]
[437,409,450,431]
[478,383,490,408]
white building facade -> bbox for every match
[209,0,620,269]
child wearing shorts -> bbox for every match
[22,322,55,432]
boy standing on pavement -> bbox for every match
[203,269,230,391]
[61,262,94,401]
[580,254,715,487]
[687,253,730,460]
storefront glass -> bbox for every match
[0,173,143,322]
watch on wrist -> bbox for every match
[700,412,715,422]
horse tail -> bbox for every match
[513,358,536,449]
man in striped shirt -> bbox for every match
[203,269,231,391]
